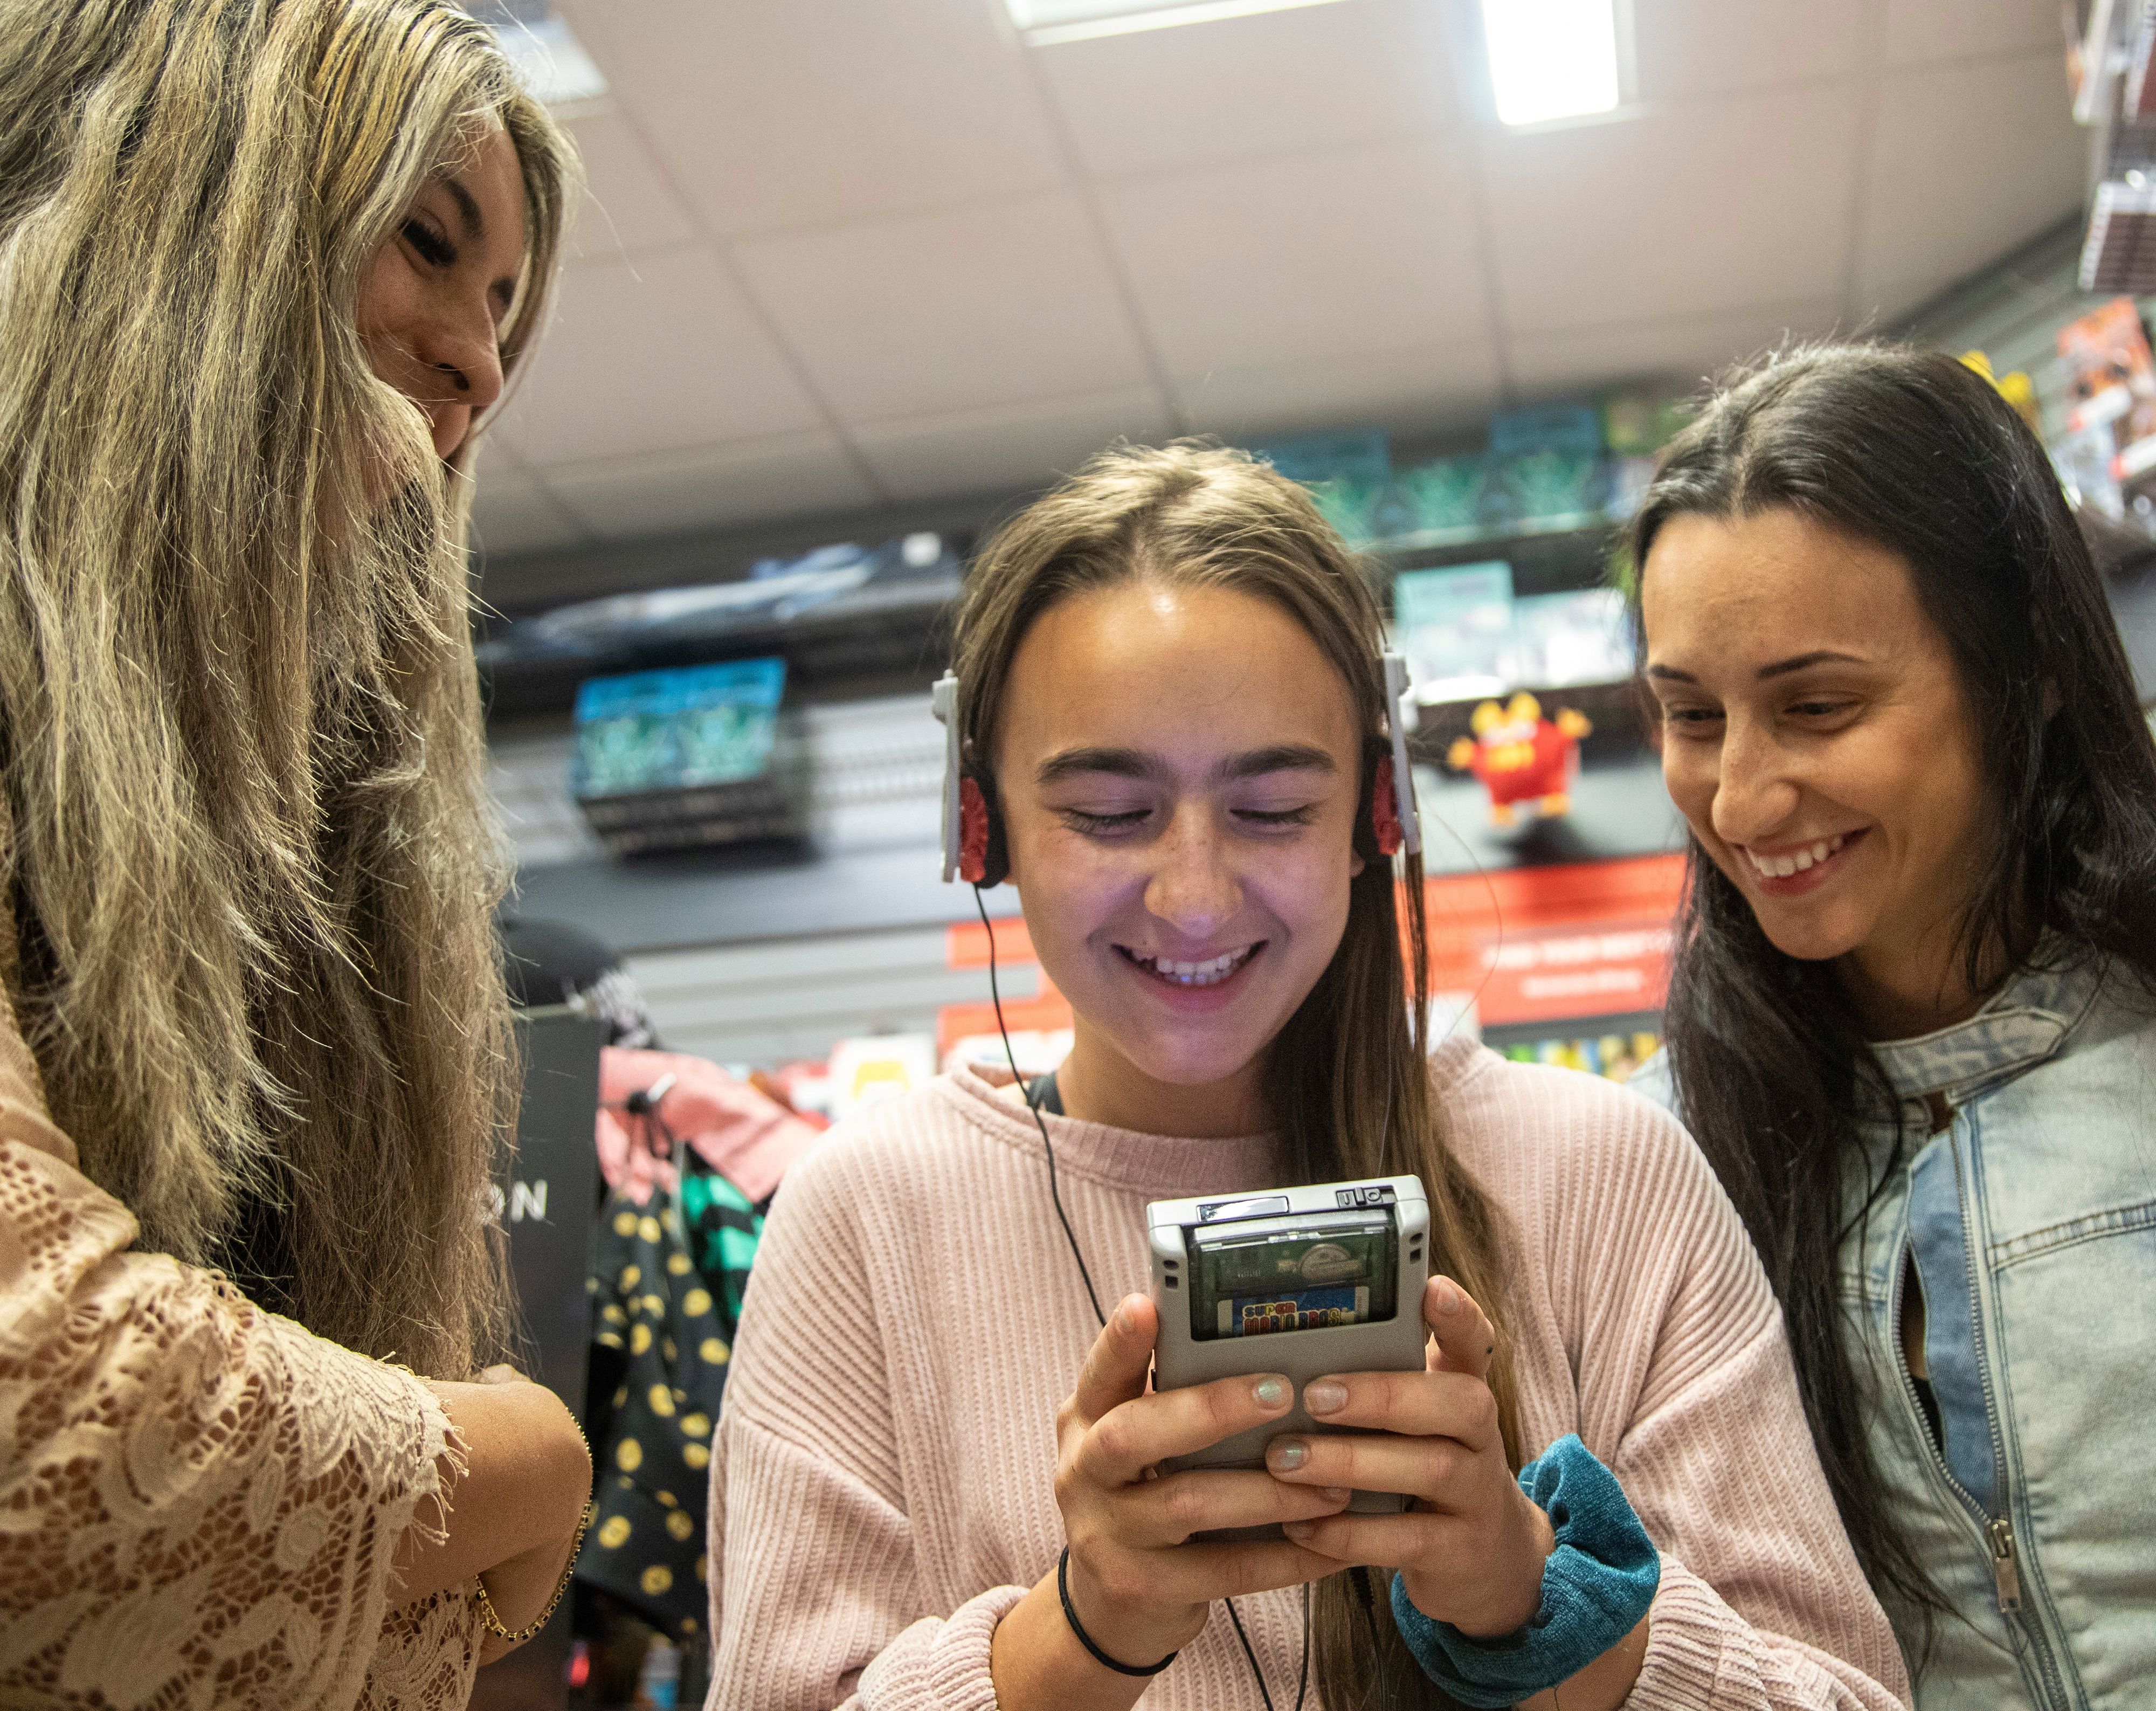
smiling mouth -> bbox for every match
[1741,830,1861,880]
[1115,943,1261,987]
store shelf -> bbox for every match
[1361,512,1621,562]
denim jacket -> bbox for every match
[1630,956,2156,1709]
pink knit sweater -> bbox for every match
[706,1036,1912,1709]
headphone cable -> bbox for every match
[975,885,1105,1329]
[972,883,1306,1710]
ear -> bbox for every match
[2040,676,2062,722]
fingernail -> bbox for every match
[1304,1381,1346,1416]
[1253,1375,1289,1409]
[1270,1439,1308,1471]
[1283,1520,1315,1542]
[1112,1301,1132,1334]
[1435,1278,1461,1315]
[1324,1487,1351,1504]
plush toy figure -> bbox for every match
[1446,692,1592,825]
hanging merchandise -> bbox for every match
[1445,692,1593,826]
[595,1046,821,1208]
[579,1158,757,1646]
[2072,0,2156,290]
[679,1157,763,1327]
[824,1033,939,1122]
[1597,389,1696,458]
[631,1636,681,1711]
[577,1048,814,1650]
[1393,454,1488,539]
[2054,296,2156,527]
[1960,350,2043,437]
[1393,561,1515,705]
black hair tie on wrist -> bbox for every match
[1059,1547,1178,1678]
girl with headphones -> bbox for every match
[706,445,1909,1710]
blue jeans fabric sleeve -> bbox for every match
[1390,1433,1660,1708]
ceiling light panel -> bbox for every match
[1006,0,1352,49]
[1480,0,1620,127]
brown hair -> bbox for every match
[957,440,1519,1708]
[0,0,579,1378]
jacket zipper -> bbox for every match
[1888,1254,2000,1599]
[1889,1254,2068,1704]
[1896,1122,2070,1708]
[1986,1517,2022,1611]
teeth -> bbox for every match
[1746,834,1847,881]
[1130,946,1254,986]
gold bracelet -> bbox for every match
[474,1500,594,1643]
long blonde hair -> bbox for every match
[958,442,1520,1709]
[0,0,578,1378]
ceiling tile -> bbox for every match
[1481,84,1863,334]
[849,386,1175,501]
[467,450,590,558]
[558,0,1065,239]
[732,193,1155,424]
[490,245,827,467]
[560,106,699,264]
[1853,49,2084,321]
[544,431,882,539]
[1101,137,1492,378]
[1883,0,2064,67]
[1632,0,1871,101]
[1036,0,1461,180]
[1173,338,1504,443]
[1501,297,1846,395]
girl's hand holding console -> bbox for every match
[1270,1274,1552,1639]
[990,1292,1346,1709]
[992,1274,1648,1711]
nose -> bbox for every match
[410,297,506,441]
[1709,712,1801,847]
[437,313,506,416]
[1142,802,1243,940]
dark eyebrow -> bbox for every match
[1036,747,1163,786]
[1755,649,1868,680]
[1034,744,1337,787]
[443,174,485,242]
[1215,743,1336,782]
[1646,650,1870,686]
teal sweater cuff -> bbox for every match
[1389,1433,1659,1708]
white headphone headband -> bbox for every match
[1382,651,1423,858]
[931,671,962,884]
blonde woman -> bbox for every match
[707,444,1913,1709]
[0,3,590,1706]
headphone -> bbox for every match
[931,651,1423,886]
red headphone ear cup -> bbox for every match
[1371,754,1403,857]
[958,776,991,884]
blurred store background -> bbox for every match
[463,3,2156,1705]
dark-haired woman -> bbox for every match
[1628,342,2156,1710]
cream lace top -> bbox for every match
[0,996,483,1710]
